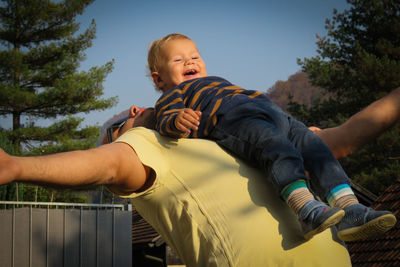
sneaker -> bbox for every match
[336,203,397,242]
[299,199,345,240]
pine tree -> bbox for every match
[293,0,400,195]
[0,0,117,154]
[0,0,117,202]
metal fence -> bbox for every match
[0,201,132,267]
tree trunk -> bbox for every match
[12,112,21,151]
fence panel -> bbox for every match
[48,209,64,267]
[114,210,133,267]
[14,208,29,267]
[0,209,12,267]
[0,202,132,267]
[81,209,97,267]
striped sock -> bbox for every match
[327,184,358,209]
[282,180,315,214]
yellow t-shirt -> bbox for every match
[115,127,351,267]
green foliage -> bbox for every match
[0,0,117,153]
[293,0,400,195]
[0,0,117,202]
[297,0,400,116]
[0,130,17,154]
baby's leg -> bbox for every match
[211,102,308,193]
[287,119,396,241]
[286,119,351,200]
[210,102,344,239]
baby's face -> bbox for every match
[153,38,207,92]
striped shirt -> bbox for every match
[155,76,269,138]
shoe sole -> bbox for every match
[338,214,397,242]
[304,209,345,240]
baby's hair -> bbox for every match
[147,33,191,74]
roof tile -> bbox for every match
[347,180,400,266]
[131,206,163,246]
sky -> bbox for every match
[2,0,350,129]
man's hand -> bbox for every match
[308,126,321,133]
[175,108,202,136]
[0,148,19,186]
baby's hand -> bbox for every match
[175,108,202,136]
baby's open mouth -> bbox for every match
[184,69,198,76]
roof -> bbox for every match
[132,207,164,248]
[346,180,400,266]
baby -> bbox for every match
[149,33,396,241]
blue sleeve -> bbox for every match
[155,90,188,139]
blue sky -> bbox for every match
[2,0,349,129]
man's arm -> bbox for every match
[0,142,149,195]
[316,87,400,159]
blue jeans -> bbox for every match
[209,100,350,200]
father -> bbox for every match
[1,87,399,266]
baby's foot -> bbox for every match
[299,200,345,240]
[336,203,397,242]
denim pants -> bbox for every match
[209,100,350,200]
